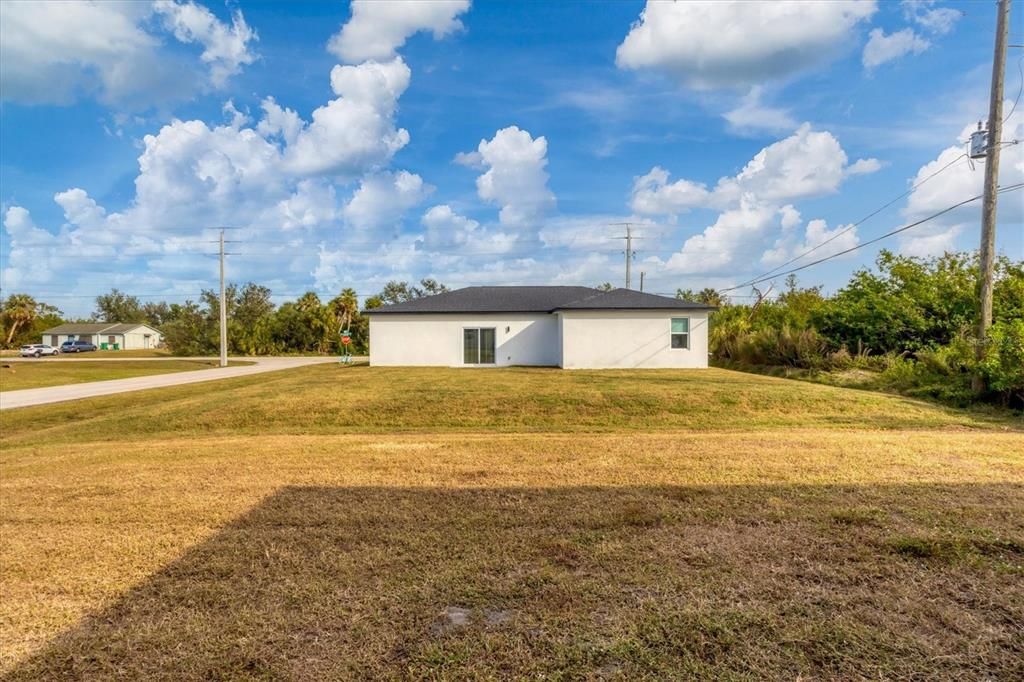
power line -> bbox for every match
[719,182,1024,293]
[1003,53,1024,123]
[728,151,970,291]
[16,291,383,300]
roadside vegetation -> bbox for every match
[692,250,1024,410]
[0,359,249,392]
[1,365,1021,678]
[0,279,448,357]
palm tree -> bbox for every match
[328,288,358,333]
[296,292,332,353]
[3,294,39,346]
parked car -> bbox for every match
[19,344,61,358]
[60,339,97,353]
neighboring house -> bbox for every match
[364,286,715,369]
[40,323,163,350]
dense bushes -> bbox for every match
[707,251,1024,409]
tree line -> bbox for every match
[2,251,1020,406]
[0,279,450,356]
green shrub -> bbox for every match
[705,251,1023,410]
[978,319,1024,407]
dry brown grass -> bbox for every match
[2,422,1022,679]
[2,366,1022,678]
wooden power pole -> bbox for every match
[610,222,639,289]
[219,229,228,368]
[974,0,1011,392]
[624,223,633,289]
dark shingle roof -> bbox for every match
[40,323,118,334]
[363,286,595,314]
[40,322,160,335]
[552,288,716,311]
[363,286,715,315]
[104,323,157,334]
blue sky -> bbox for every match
[1,0,1021,316]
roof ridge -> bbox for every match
[556,288,613,309]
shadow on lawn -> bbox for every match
[6,484,1023,680]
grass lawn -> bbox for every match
[0,349,173,358]
[1,366,1021,679]
[0,359,250,391]
[59,349,174,359]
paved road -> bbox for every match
[1,355,321,362]
[0,356,344,410]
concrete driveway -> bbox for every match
[0,356,345,410]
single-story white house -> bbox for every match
[364,286,715,369]
[40,322,164,350]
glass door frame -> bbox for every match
[462,327,497,365]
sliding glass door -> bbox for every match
[463,329,479,364]
[463,327,496,365]
[479,328,495,363]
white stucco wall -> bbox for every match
[558,310,709,369]
[48,333,113,347]
[369,314,560,367]
[121,331,161,349]
[44,328,162,349]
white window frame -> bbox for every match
[670,317,690,350]
[462,327,497,365]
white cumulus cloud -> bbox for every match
[723,86,798,136]
[631,168,709,216]
[282,58,412,177]
[902,0,961,35]
[633,124,879,217]
[153,0,257,88]
[0,0,257,107]
[761,216,860,267]
[328,0,470,63]
[898,111,1023,257]
[0,55,429,298]
[343,171,432,231]
[465,126,556,228]
[420,205,480,248]
[616,0,876,89]
[663,199,781,274]
[862,28,930,70]
[636,125,876,275]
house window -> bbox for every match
[671,318,689,349]
[463,328,496,364]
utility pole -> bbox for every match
[639,271,645,293]
[219,228,227,368]
[624,223,633,289]
[610,222,639,289]
[974,0,1011,392]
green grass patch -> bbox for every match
[888,535,1024,562]
[1,366,1018,447]
[0,359,251,391]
